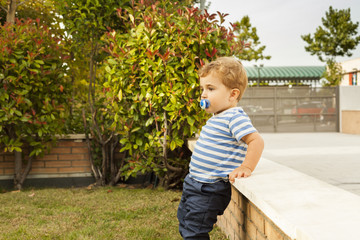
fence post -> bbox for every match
[336,86,340,132]
[273,87,278,132]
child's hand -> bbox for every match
[229,166,252,183]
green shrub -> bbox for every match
[0,18,70,188]
[101,1,244,188]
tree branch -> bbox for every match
[19,155,33,186]
[104,132,114,145]
[17,0,29,7]
[161,111,182,173]
[0,5,8,12]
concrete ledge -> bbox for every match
[233,158,360,240]
[56,134,87,141]
[0,172,92,180]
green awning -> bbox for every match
[244,66,326,81]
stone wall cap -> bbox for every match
[233,158,360,240]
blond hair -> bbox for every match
[198,57,248,100]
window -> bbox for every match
[352,72,358,85]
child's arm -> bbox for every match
[229,132,264,183]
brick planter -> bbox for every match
[217,185,291,240]
[0,135,94,189]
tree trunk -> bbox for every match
[14,150,22,189]
[110,141,115,180]
[82,109,102,185]
[6,0,17,24]
[13,150,33,190]
[101,144,107,185]
[109,141,125,186]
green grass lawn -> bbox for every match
[0,186,228,240]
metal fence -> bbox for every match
[239,86,338,133]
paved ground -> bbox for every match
[261,132,360,196]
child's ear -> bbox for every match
[230,88,240,100]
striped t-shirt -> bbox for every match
[189,107,257,183]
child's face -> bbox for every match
[200,73,237,114]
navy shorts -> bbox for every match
[177,174,231,240]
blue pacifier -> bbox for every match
[200,99,210,109]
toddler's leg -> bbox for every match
[177,175,231,240]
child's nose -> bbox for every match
[201,90,207,98]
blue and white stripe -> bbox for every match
[189,107,257,183]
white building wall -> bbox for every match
[340,58,360,86]
[339,86,360,132]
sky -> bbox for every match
[202,0,360,67]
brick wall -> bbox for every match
[217,185,292,240]
[0,137,91,177]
